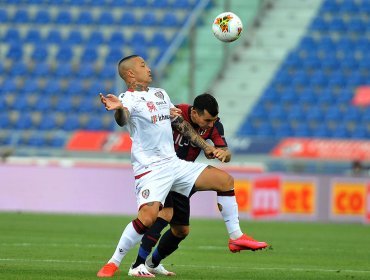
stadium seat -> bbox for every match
[75,63,96,79]
[24,29,43,44]
[45,30,64,44]
[33,10,52,24]
[96,11,115,25]
[0,113,11,129]
[55,10,73,24]
[139,12,158,26]
[53,63,74,78]
[12,9,30,23]
[65,79,84,96]
[8,62,29,76]
[80,47,98,63]
[86,31,105,46]
[99,64,116,80]
[161,12,180,27]
[3,28,21,44]
[62,115,80,131]
[0,8,8,23]
[43,80,63,96]
[172,0,195,9]
[105,47,124,64]
[56,45,74,61]
[31,46,49,62]
[65,30,84,45]
[117,12,137,26]
[130,32,147,48]
[150,0,169,8]
[150,32,168,48]
[75,11,94,25]
[30,62,51,78]
[109,31,126,47]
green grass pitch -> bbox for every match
[0,212,369,280]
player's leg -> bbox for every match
[132,194,174,268]
[194,166,269,252]
[146,192,190,276]
[97,202,160,277]
[97,169,174,277]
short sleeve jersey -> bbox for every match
[173,104,228,162]
[118,87,176,175]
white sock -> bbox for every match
[217,194,243,240]
[108,222,144,266]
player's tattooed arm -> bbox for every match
[114,108,130,127]
[172,116,215,155]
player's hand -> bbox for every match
[212,148,229,163]
[204,151,216,159]
[170,107,182,119]
[99,93,123,111]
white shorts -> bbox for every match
[134,157,208,209]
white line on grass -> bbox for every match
[0,258,369,274]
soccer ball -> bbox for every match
[212,12,243,42]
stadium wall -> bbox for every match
[0,161,369,223]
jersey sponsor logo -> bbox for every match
[154,91,164,100]
[146,101,157,112]
[142,189,150,199]
[151,114,170,124]
[155,100,167,106]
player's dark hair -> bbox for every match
[193,93,219,117]
[118,54,139,67]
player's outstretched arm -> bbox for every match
[172,116,215,156]
[99,93,130,126]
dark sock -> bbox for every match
[132,217,169,268]
[151,229,185,267]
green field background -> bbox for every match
[0,212,369,280]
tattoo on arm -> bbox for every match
[114,108,130,127]
[172,116,213,152]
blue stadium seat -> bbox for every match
[86,30,105,46]
[31,46,48,62]
[56,45,74,61]
[172,0,195,9]
[38,113,58,130]
[105,47,124,63]
[33,10,52,24]
[30,62,51,78]
[139,12,157,26]
[75,11,94,25]
[0,113,11,129]
[24,29,43,44]
[130,0,148,7]
[109,31,126,47]
[34,96,53,112]
[131,32,147,48]
[150,32,168,48]
[85,115,104,130]
[45,30,64,44]
[99,64,116,80]
[8,62,29,76]
[54,63,74,78]
[80,47,98,63]
[65,30,84,45]
[14,113,33,130]
[76,63,95,79]
[96,11,115,25]
[150,0,168,8]
[27,134,46,147]
[161,12,180,27]
[0,8,8,22]
[65,79,84,96]
[12,9,30,23]
[3,28,21,44]
[62,115,80,131]
[55,10,73,24]
[43,80,63,96]
[55,97,74,112]
[49,135,66,148]
[22,78,39,94]
[2,78,18,93]
[117,12,137,26]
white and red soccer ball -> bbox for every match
[212,12,243,43]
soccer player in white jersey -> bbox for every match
[97,55,268,278]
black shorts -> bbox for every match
[163,191,190,226]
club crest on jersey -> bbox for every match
[146,101,157,112]
[154,91,164,100]
[142,189,150,199]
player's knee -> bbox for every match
[158,207,173,223]
[220,174,234,191]
[171,225,189,239]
